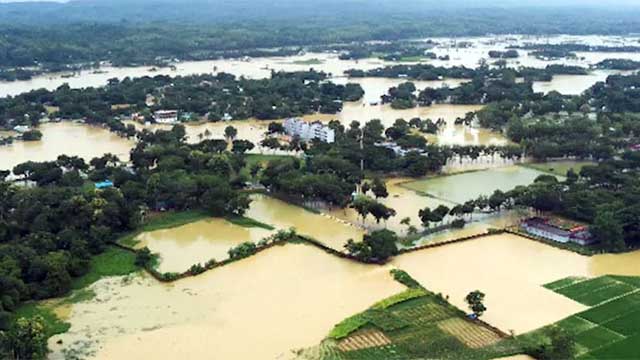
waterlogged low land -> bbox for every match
[403,166,554,204]
[134,218,273,273]
[48,245,404,360]
[245,194,365,250]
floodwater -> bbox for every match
[0,122,134,171]
[48,244,404,359]
[531,69,622,95]
[403,166,551,204]
[328,178,451,235]
[3,35,640,98]
[134,218,273,273]
[245,194,364,250]
[392,233,640,335]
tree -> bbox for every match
[368,201,396,224]
[371,177,388,199]
[4,316,48,360]
[135,247,153,267]
[591,211,626,251]
[224,125,238,142]
[528,327,576,360]
[345,229,398,262]
[418,207,432,228]
[465,290,487,317]
[351,195,373,224]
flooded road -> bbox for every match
[49,245,404,359]
[0,122,134,171]
[392,233,640,335]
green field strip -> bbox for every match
[543,276,588,291]
[586,333,640,359]
[601,309,640,336]
[574,326,626,352]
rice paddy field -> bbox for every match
[296,278,520,360]
[521,275,640,359]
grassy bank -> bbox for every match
[519,160,594,177]
[12,246,139,341]
[225,215,275,230]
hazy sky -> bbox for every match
[0,0,639,4]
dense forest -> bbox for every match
[0,1,639,70]
[0,70,364,130]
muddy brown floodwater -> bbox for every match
[49,245,404,360]
[134,218,273,273]
[0,122,134,171]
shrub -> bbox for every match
[451,218,466,229]
[228,242,257,260]
[188,263,205,275]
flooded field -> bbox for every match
[245,194,364,250]
[392,233,640,335]
[403,166,552,204]
[0,122,134,171]
[49,245,404,359]
[134,218,273,273]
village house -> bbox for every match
[521,217,595,246]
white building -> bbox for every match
[153,110,179,124]
[283,118,335,143]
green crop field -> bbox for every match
[300,273,519,360]
[548,276,638,306]
[529,275,640,359]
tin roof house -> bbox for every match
[521,217,595,246]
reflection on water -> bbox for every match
[0,122,134,171]
[49,245,403,360]
[403,166,552,204]
[392,233,640,335]
[135,218,273,273]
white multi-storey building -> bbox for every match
[153,110,179,124]
[283,118,335,143]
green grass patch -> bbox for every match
[118,210,210,247]
[574,326,625,352]
[61,288,96,305]
[556,316,596,335]
[328,313,369,340]
[225,215,275,230]
[555,276,636,306]
[587,333,640,359]
[520,160,595,177]
[371,288,427,310]
[71,246,138,290]
[602,309,640,336]
[579,292,640,324]
[12,303,70,339]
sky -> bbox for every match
[0,0,638,5]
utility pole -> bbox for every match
[359,127,364,194]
